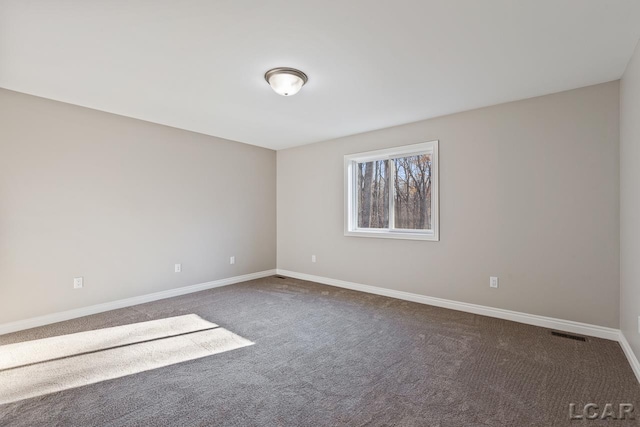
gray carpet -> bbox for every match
[0,314,253,404]
[0,275,638,426]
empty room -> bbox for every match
[2,1,640,426]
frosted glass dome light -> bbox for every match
[265,68,308,96]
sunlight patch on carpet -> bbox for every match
[0,314,253,404]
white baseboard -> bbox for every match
[619,332,640,383]
[276,269,620,341]
[4,268,638,385]
[0,269,276,336]
[279,269,640,383]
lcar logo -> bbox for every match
[569,403,634,421]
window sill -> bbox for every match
[344,230,439,241]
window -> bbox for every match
[344,141,439,241]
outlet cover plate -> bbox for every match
[490,276,499,288]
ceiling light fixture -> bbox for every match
[264,67,308,96]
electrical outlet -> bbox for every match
[230,256,235,265]
[490,276,499,288]
[175,264,181,273]
[311,255,316,263]
[73,277,83,289]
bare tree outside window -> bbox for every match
[393,154,431,230]
[356,154,431,230]
[345,141,438,241]
[357,160,389,228]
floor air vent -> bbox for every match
[551,331,587,342]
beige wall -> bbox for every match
[0,81,623,329]
[278,82,620,328]
[621,42,640,352]
[0,89,276,324]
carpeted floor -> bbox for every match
[0,314,253,404]
[0,275,638,426]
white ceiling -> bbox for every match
[1,1,639,150]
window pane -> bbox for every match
[357,159,390,228]
[393,154,432,230]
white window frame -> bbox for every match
[344,141,439,241]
